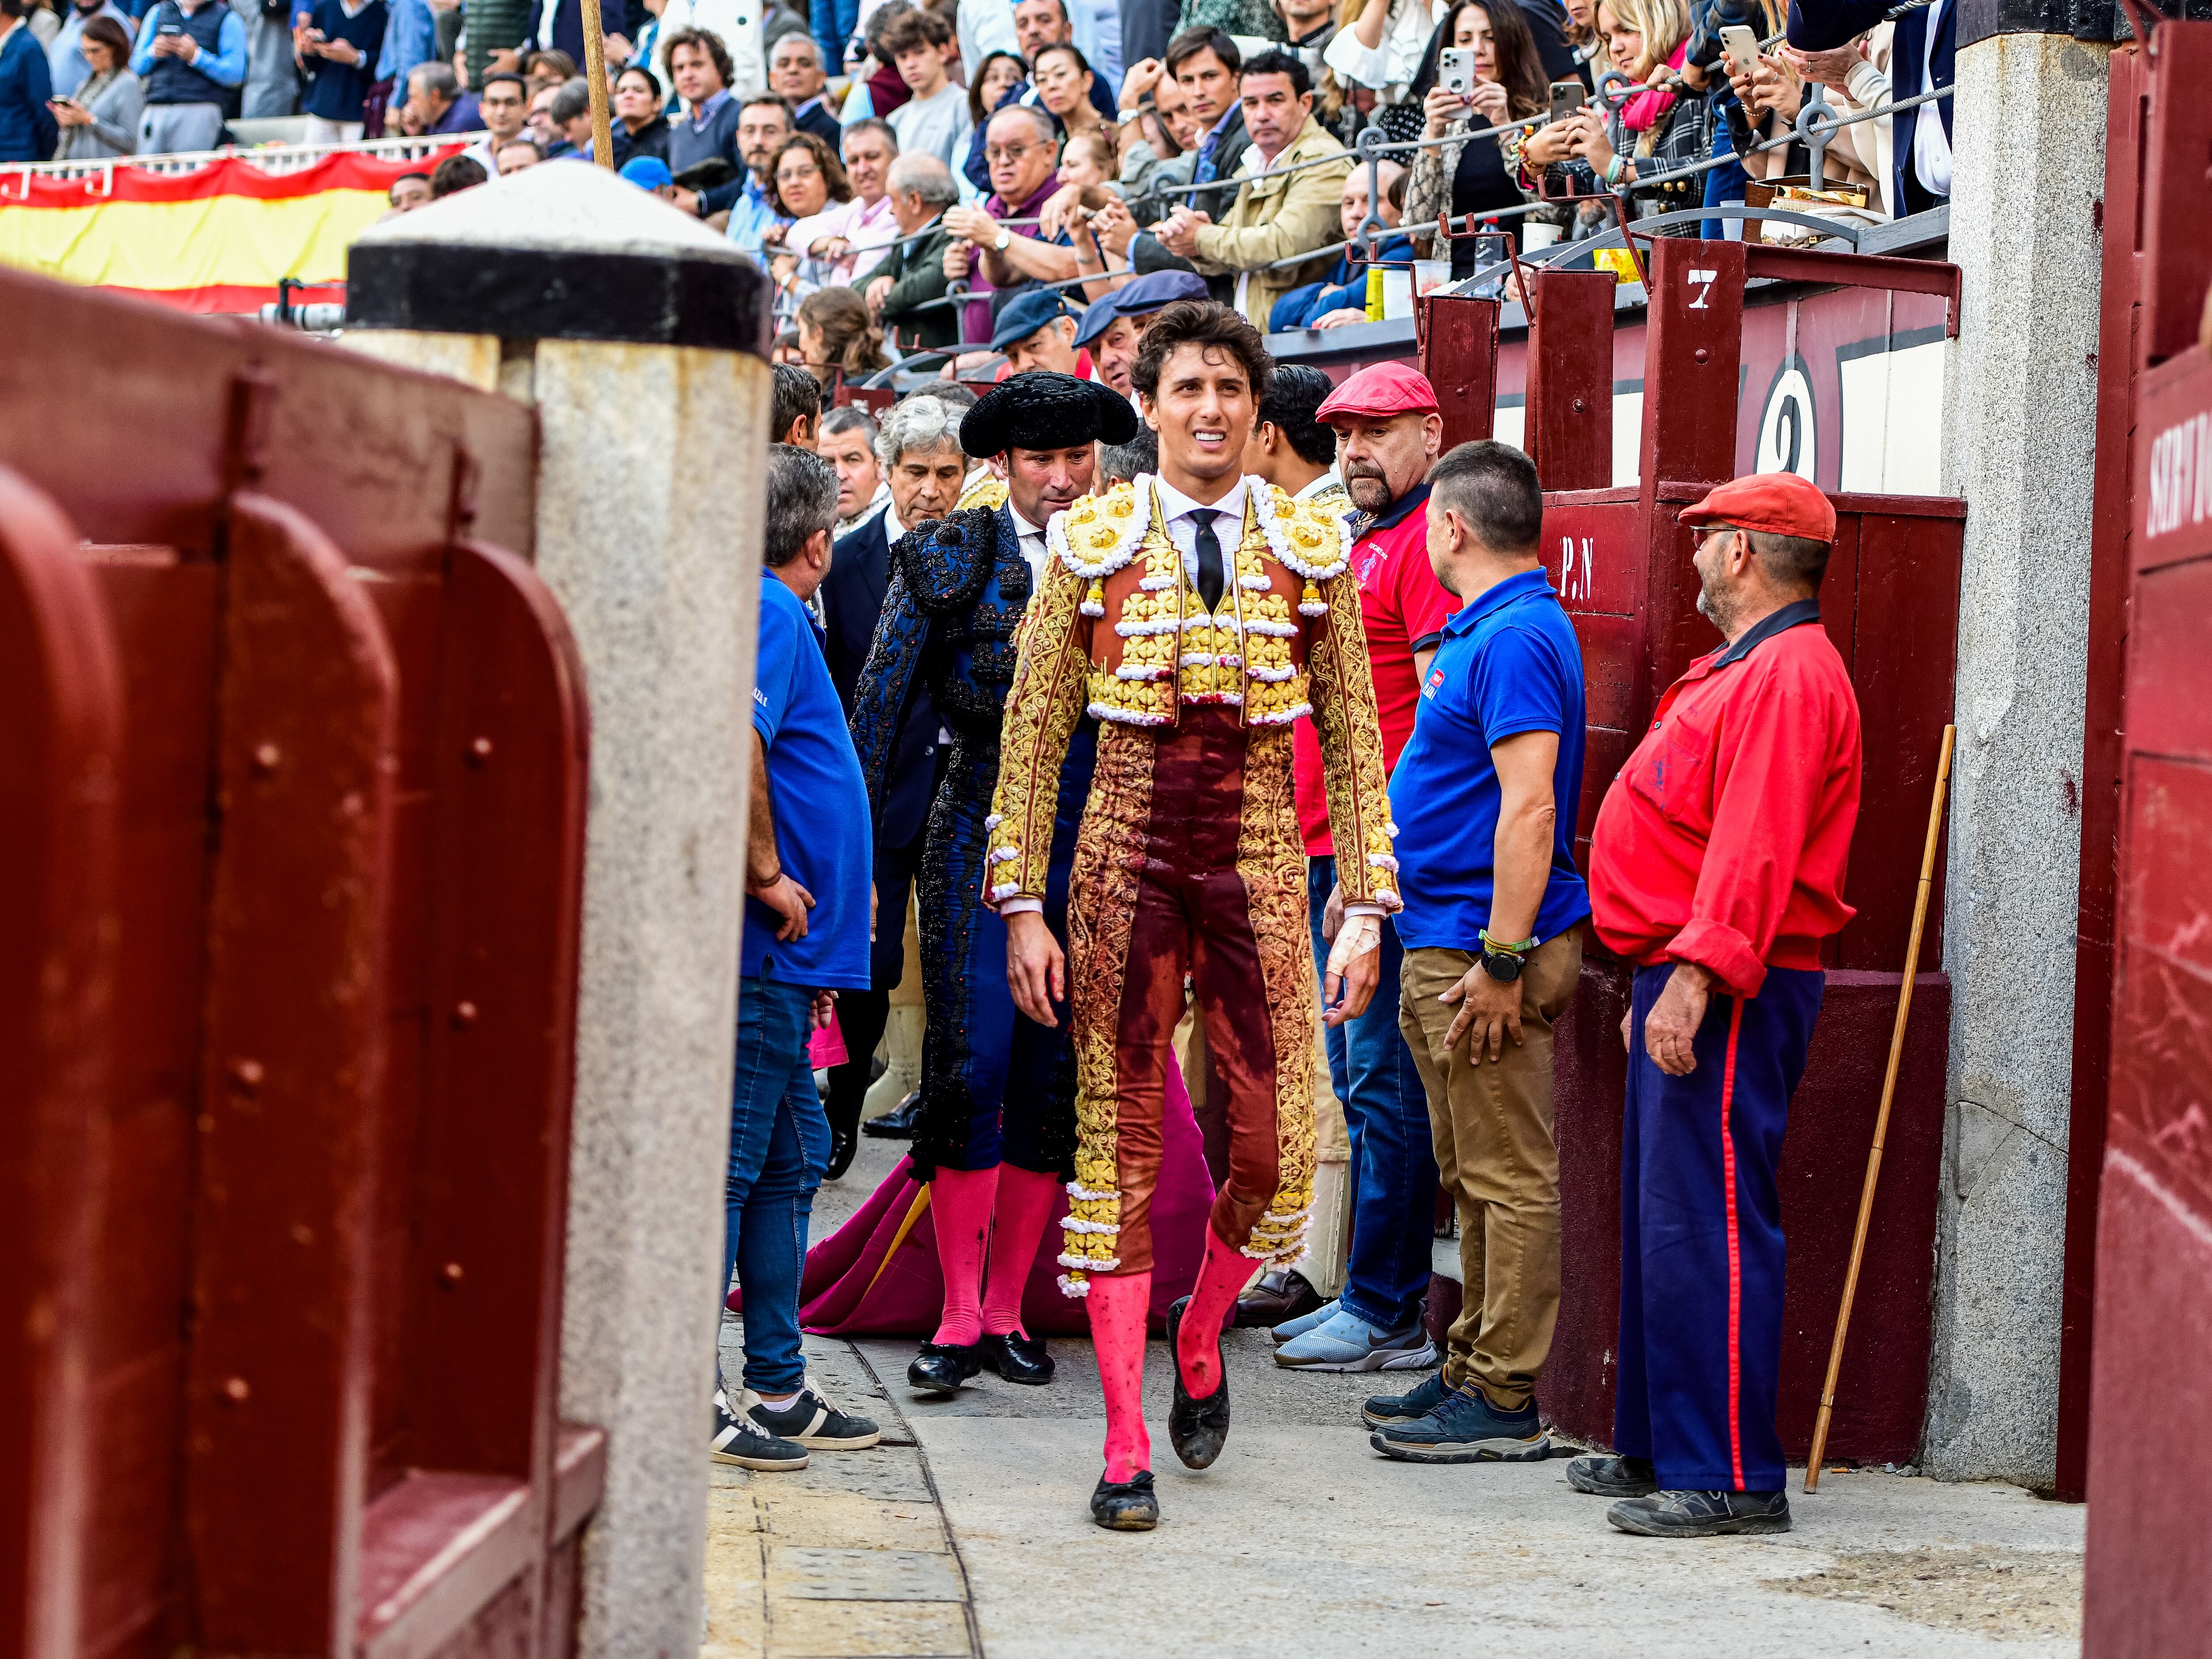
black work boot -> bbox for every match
[1566,1453,1659,1498]
[1606,1489,1792,1537]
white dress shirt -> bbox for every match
[1912,0,1953,200]
[1009,500,1051,587]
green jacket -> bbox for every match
[876,224,959,354]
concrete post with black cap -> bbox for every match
[344,162,777,1659]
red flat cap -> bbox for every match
[1677,471,1836,543]
[1315,361,1440,423]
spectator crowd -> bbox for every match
[2,0,1954,347]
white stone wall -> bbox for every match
[1930,30,2111,1489]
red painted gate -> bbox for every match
[0,268,598,1659]
[2082,19,2212,1653]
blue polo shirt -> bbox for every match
[745,573,872,992]
[1390,566,1590,950]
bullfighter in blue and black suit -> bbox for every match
[850,372,1141,1398]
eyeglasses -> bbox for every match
[984,143,1038,162]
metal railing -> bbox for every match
[1,131,481,191]
[866,70,1950,356]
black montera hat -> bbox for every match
[958,370,1140,458]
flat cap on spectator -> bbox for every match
[990,288,1075,352]
[1677,472,1837,542]
[1112,269,1211,318]
[1315,361,1440,424]
[959,369,1139,456]
[1074,292,1122,348]
[621,156,674,191]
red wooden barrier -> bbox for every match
[0,268,597,1659]
[2084,22,2212,1651]
[1422,236,1966,1464]
[0,469,122,1659]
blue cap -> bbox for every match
[989,288,1074,353]
[621,156,674,191]
[1073,291,1122,348]
[1112,269,1211,317]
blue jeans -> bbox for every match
[726,977,831,1394]
[1308,855,1439,1330]
[1702,94,1750,242]
[810,0,859,72]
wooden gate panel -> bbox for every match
[0,468,123,1659]
[74,549,217,1658]
[184,494,400,1655]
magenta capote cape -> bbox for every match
[737,1059,1217,1336]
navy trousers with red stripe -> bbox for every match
[1613,962,1823,1493]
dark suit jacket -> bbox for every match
[826,510,939,851]
[1789,0,1952,214]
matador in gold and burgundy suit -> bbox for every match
[983,468,1399,1520]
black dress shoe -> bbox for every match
[907,1342,982,1395]
[863,1091,923,1139]
[979,1331,1054,1385]
[1164,1296,1230,1470]
[1233,1267,1322,1328]
[1089,1469,1158,1531]
[824,1119,858,1181]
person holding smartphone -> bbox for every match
[49,10,138,156]
[294,0,386,143]
[1401,0,1550,277]
[127,0,245,154]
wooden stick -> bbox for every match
[1804,723,1955,1494]
[579,0,615,170]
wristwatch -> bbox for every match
[1479,945,1525,984]
[994,229,1013,252]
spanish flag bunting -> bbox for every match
[0,146,465,314]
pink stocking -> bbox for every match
[929,1166,999,1347]
[1175,1230,1251,1400]
[982,1164,1060,1337]
[1088,1271,1153,1481]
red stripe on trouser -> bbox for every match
[1718,999,1746,1492]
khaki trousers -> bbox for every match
[1399,932,1582,1409]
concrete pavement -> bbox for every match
[704,1136,2084,1657]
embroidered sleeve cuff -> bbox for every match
[1665,919,1767,1000]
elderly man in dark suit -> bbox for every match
[815,394,971,1175]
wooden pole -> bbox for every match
[1804,723,1956,1494]
[578,0,615,169]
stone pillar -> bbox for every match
[347,163,775,1656]
[1931,13,2111,1489]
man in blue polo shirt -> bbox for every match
[1361,439,1592,1466]
[714,445,879,1475]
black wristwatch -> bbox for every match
[1480,946,1525,983]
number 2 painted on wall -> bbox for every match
[1686,267,1718,310]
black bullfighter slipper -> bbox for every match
[979,1330,1055,1385]
[907,1341,983,1395]
[1164,1295,1230,1470]
[1090,1469,1158,1531]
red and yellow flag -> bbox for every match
[0,146,464,314]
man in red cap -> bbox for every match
[1570,471,1863,1538]
[1271,358,1463,1371]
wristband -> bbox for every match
[1480,929,1534,956]
[1605,154,1628,188]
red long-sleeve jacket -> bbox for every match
[1588,603,1863,998]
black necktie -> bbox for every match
[1190,509,1225,611]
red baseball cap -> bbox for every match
[1315,361,1440,424]
[1677,472,1836,543]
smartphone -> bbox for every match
[1548,79,1584,123]
[1439,47,1476,99]
[1720,24,1762,74]
[157,21,184,31]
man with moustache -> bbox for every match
[850,374,1140,1400]
[1273,361,1459,1375]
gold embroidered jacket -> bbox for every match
[984,473,1401,908]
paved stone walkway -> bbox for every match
[705,1137,2085,1658]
